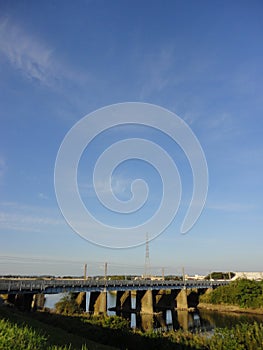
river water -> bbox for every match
[114,307,263,332]
[45,292,263,332]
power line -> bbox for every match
[0,254,181,274]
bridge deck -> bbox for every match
[0,278,229,294]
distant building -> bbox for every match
[185,274,206,280]
[231,272,263,281]
[150,276,164,281]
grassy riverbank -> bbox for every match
[0,306,117,350]
[1,304,263,350]
[198,302,263,315]
[199,278,263,315]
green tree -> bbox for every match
[54,293,80,315]
[200,279,263,308]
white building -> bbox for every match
[231,272,263,281]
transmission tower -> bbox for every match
[144,233,151,278]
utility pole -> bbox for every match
[144,233,150,279]
[104,262,108,290]
[162,267,165,281]
[104,262,108,281]
[182,267,186,287]
[84,263,87,280]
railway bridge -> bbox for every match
[0,278,229,314]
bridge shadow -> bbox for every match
[0,305,203,350]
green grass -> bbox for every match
[0,318,48,350]
[0,306,118,350]
[1,304,263,350]
[0,317,85,349]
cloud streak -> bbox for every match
[0,201,64,233]
[0,18,54,85]
[80,175,135,200]
[0,212,62,232]
[0,17,88,90]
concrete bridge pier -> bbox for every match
[116,290,131,312]
[136,290,153,314]
[154,289,176,310]
[89,291,107,315]
[7,294,15,304]
[155,310,167,329]
[74,292,86,311]
[176,289,188,310]
[32,294,45,310]
[202,287,213,295]
[2,293,44,311]
[187,289,200,308]
[136,312,154,331]
[135,288,190,314]
[13,293,34,311]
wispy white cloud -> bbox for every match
[0,201,63,232]
[0,17,54,85]
[80,175,134,199]
[0,17,88,89]
[0,212,62,232]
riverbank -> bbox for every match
[0,305,118,350]
[1,304,263,350]
[198,302,263,315]
[0,305,200,350]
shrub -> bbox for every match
[54,293,80,315]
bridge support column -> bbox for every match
[155,289,176,310]
[140,312,154,331]
[75,292,86,311]
[0,294,9,304]
[176,289,188,310]
[89,291,107,315]
[116,291,131,312]
[187,289,199,308]
[204,287,213,295]
[13,293,34,311]
[32,294,45,310]
[155,310,167,330]
[136,290,153,314]
[7,294,16,304]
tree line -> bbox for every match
[200,279,263,308]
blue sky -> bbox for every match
[0,1,263,276]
